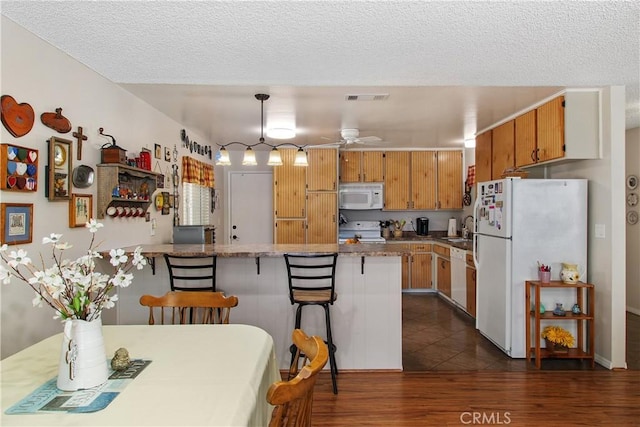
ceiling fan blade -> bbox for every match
[358,136,383,143]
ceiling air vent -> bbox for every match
[345,94,390,101]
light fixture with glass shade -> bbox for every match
[294,147,308,166]
[215,146,231,166]
[267,147,283,166]
[242,147,257,165]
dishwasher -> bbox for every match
[450,247,467,308]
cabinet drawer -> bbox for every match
[411,243,432,253]
[433,244,450,257]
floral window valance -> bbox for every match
[182,156,214,188]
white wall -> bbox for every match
[542,87,627,368]
[0,17,210,358]
[626,127,640,315]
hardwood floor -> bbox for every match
[307,294,640,425]
[311,370,640,426]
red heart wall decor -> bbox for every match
[1,95,35,138]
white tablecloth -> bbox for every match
[1,324,281,426]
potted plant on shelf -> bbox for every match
[541,325,575,354]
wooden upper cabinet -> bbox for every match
[411,151,437,210]
[307,148,337,191]
[274,148,306,218]
[275,219,306,244]
[339,151,384,182]
[475,130,492,185]
[515,109,537,168]
[362,151,384,182]
[384,151,411,210]
[491,120,515,179]
[437,151,463,209]
[339,151,361,182]
[306,192,337,243]
[536,96,565,162]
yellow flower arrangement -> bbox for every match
[541,325,575,348]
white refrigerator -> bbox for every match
[472,178,588,358]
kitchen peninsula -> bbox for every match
[111,243,404,370]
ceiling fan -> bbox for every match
[321,128,384,148]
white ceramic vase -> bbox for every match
[57,317,109,391]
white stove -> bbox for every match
[338,220,386,244]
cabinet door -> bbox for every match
[384,151,411,210]
[437,151,463,210]
[475,131,492,185]
[275,219,306,244]
[515,109,537,168]
[339,151,361,183]
[401,253,410,289]
[536,96,565,162]
[411,252,433,289]
[362,151,384,182]
[274,149,306,218]
[411,151,437,210]
[438,257,451,297]
[466,266,476,317]
[491,120,515,179]
[306,192,337,243]
[307,148,337,191]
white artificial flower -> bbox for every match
[0,243,7,253]
[42,233,62,245]
[132,247,147,270]
[32,294,44,307]
[86,219,104,233]
[0,266,11,285]
[109,248,128,266]
[110,270,134,288]
[54,242,72,250]
[7,249,31,268]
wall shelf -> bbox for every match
[96,164,160,219]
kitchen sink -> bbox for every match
[444,238,471,243]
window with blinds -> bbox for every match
[181,182,211,225]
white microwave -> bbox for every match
[338,183,384,210]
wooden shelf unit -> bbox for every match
[96,163,160,219]
[525,280,595,369]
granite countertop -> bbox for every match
[118,243,407,258]
[383,231,474,251]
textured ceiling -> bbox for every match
[2,1,639,149]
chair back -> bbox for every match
[163,254,217,291]
[139,291,238,324]
[284,253,338,305]
[267,329,328,427]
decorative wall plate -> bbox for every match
[627,210,638,225]
[627,175,638,190]
[1,95,35,138]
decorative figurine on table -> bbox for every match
[111,347,131,371]
[571,303,582,314]
[552,303,566,316]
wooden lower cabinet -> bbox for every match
[466,266,476,317]
[437,257,451,298]
[411,252,433,289]
[275,219,305,244]
[401,253,410,289]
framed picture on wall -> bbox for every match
[0,203,33,245]
[154,143,162,159]
[164,147,171,162]
[47,137,72,201]
[69,194,93,228]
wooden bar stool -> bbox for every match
[284,253,339,394]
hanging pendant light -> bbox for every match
[294,147,308,166]
[267,147,283,166]
[215,146,231,166]
[242,147,257,165]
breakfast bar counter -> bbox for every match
[111,243,403,371]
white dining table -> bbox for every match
[1,324,281,426]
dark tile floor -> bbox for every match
[402,293,638,371]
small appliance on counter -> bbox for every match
[173,226,215,244]
[338,221,386,243]
[447,218,458,237]
[416,217,429,235]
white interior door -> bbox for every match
[229,172,273,244]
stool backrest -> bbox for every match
[139,291,238,324]
[284,253,338,305]
[164,254,217,291]
[267,329,328,427]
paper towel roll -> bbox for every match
[447,218,457,237]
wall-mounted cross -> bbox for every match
[73,126,88,160]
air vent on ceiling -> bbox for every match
[345,93,390,101]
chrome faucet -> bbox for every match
[462,215,474,238]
